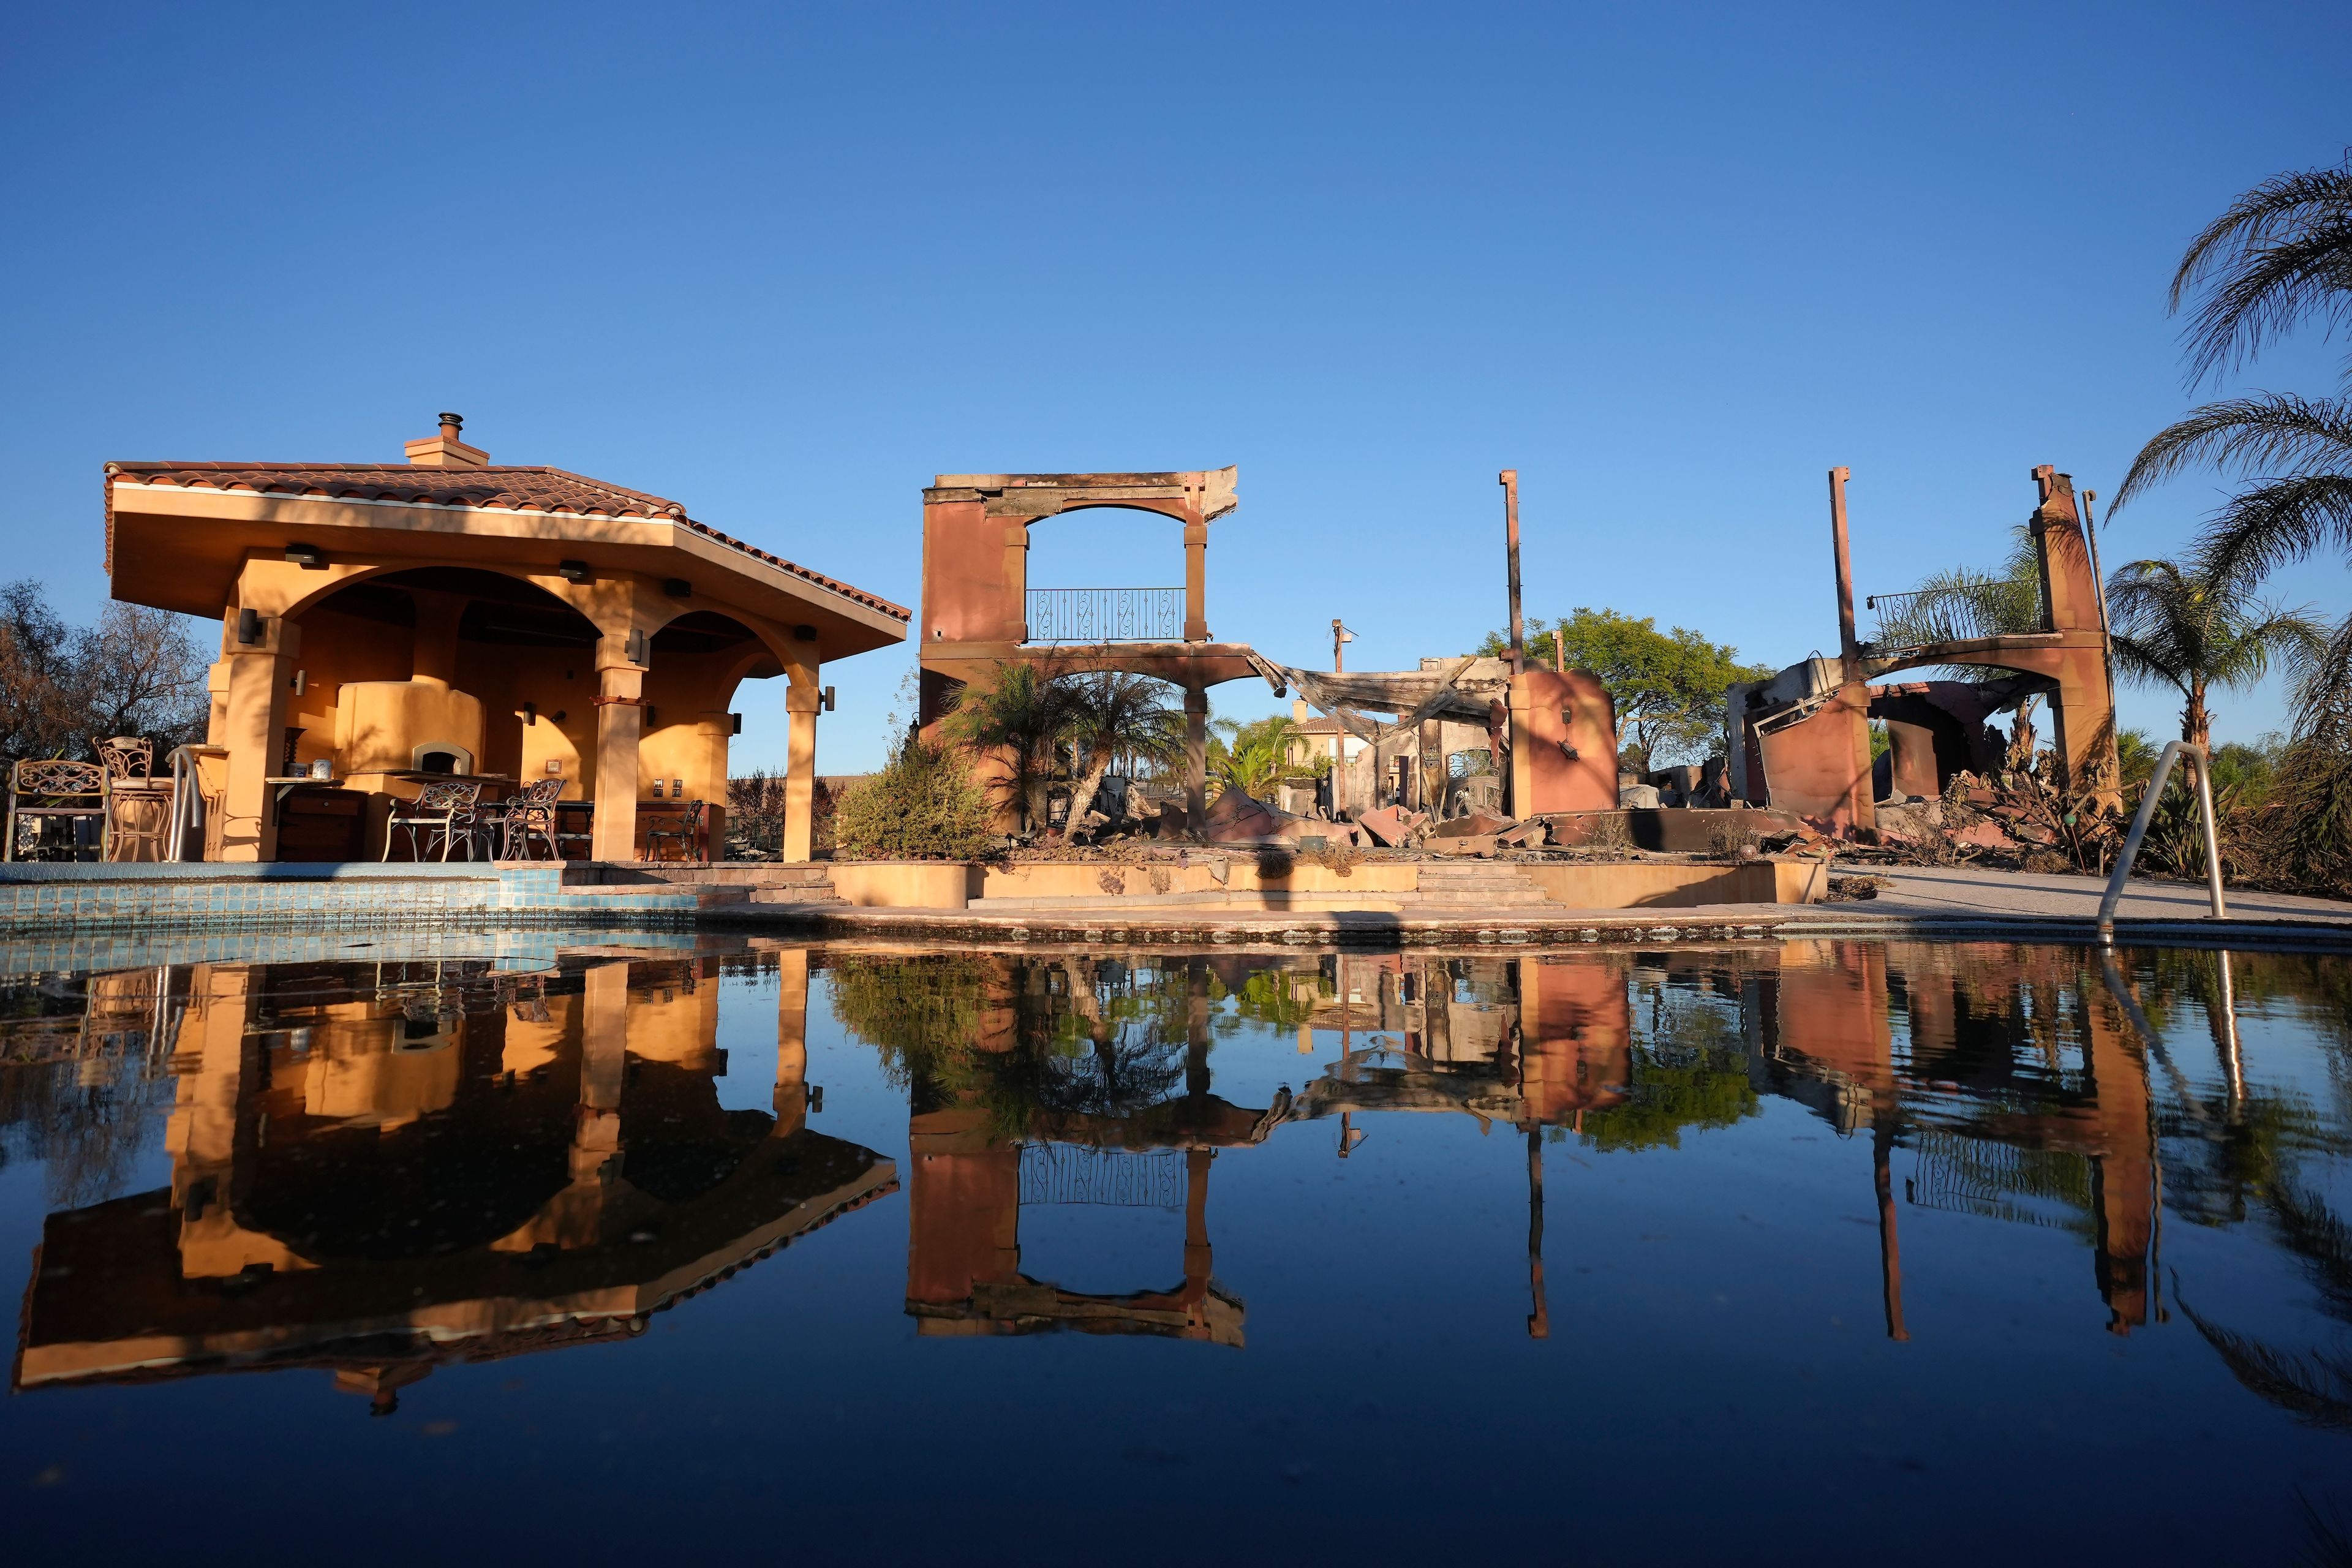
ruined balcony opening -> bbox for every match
[1021,505,1191,645]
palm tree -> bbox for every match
[1207,714,1311,802]
[1871,525,2049,653]
[2105,551,2323,748]
[1059,673,1184,842]
[2114,154,2352,890]
[943,660,1072,835]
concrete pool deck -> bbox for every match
[1,858,2344,950]
[715,864,2352,950]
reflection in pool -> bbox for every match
[2,939,2348,1561]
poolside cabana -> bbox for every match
[105,415,906,861]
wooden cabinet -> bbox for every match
[274,786,366,862]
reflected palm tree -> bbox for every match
[2176,1147,2352,1430]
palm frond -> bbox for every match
[2198,472,2352,581]
[2267,1177,2352,1323]
[2168,156,2352,388]
[2178,1296,2352,1431]
[2113,393,2352,510]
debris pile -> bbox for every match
[1768,768,2125,874]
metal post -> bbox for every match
[2095,740,2227,943]
[2192,745,2226,915]
[1499,469,1524,676]
[2215,950,2243,1104]
[2082,487,2120,741]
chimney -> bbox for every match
[404,411,489,469]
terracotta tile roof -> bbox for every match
[105,462,910,621]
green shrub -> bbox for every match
[830,737,993,860]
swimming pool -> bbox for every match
[3,937,2345,1562]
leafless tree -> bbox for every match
[0,579,211,768]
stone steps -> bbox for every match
[562,862,845,905]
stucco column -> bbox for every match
[1183,684,1208,832]
[1004,520,1030,644]
[696,711,733,853]
[591,662,644,861]
[1183,520,1208,643]
[214,614,299,862]
[407,590,464,685]
[1826,467,1877,832]
[784,671,820,863]
[165,964,254,1210]
[1183,1148,1213,1308]
[574,961,628,1184]
[774,947,809,1137]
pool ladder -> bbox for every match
[2097,740,2225,946]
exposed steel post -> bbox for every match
[2082,487,2120,729]
[1500,469,1525,676]
[1828,466,1859,669]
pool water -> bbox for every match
[2,938,2348,1563]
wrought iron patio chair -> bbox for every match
[382,780,484,861]
[553,801,594,860]
[643,799,706,863]
[6,760,108,862]
[98,737,170,862]
[497,777,567,860]
[97,736,153,780]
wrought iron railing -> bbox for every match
[1019,1144,1186,1208]
[1025,587,1183,644]
[1865,579,2048,650]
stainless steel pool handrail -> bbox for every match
[2096,739,2224,945]
[164,744,225,861]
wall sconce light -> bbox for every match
[821,685,836,714]
[729,712,742,735]
[236,608,263,645]
[559,560,592,585]
[625,628,648,665]
[290,669,307,696]
[663,578,692,598]
[521,701,538,726]
[284,543,326,569]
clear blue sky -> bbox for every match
[5,1,2347,772]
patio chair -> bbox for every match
[382,780,484,861]
[5,760,108,862]
[99,737,171,862]
[644,799,706,863]
[97,736,154,779]
[497,777,567,860]
[554,801,595,859]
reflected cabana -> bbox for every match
[15,953,895,1409]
